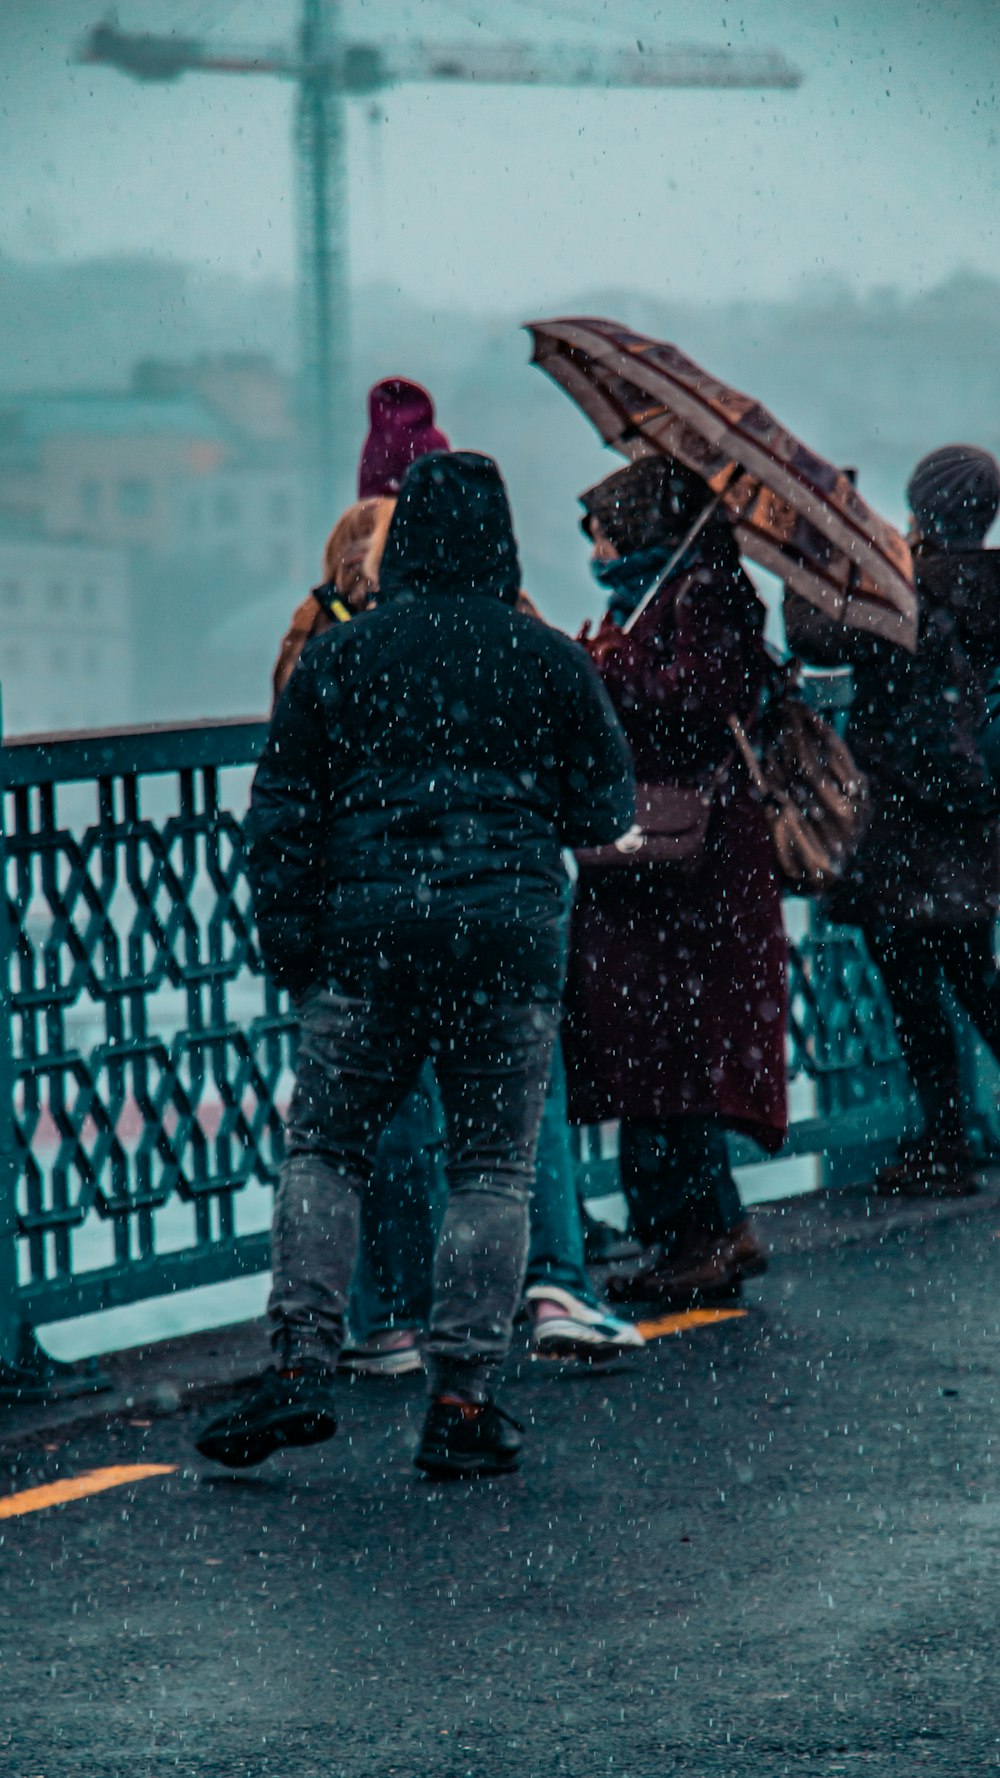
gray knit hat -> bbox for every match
[907,444,1000,549]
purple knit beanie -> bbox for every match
[357,378,450,498]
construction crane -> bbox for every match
[79,5,802,545]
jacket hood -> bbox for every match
[580,456,740,581]
[377,451,522,605]
[915,546,1000,649]
[580,456,720,555]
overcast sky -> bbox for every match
[0,0,996,312]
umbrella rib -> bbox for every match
[536,321,913,608]
[602,341,911,594]
[622,465,747,634]
[529,318,917,650]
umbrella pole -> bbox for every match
[621,466,747,635]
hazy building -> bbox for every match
[0,530,133,736]
[0,391,232,555]
[132,354,296,448]
[0,356,308,723]
[173,457,304,584]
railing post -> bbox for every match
[956,986,1000,1162]
[0,690,24,1375]
[0,701,110,1401]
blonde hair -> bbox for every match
[361,498,396,591]
[321,496,396,605]
[272,495,398,707]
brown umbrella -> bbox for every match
[528,316,916,651]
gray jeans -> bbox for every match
[270,984,558,1399]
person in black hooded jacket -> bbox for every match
[786,443,1000,1197]
[195,451,636,1478]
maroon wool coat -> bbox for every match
[563,560,789,1153]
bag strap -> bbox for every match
[312,577,353,625]
[727,713,775,800]
[621,464,748,635]
[618,522,787,793]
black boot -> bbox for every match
[414,1396,523,1478]
[874,1134,979,1199]
[580,1204,624,1264]
[195,1361,337,1468]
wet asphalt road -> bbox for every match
[2,1209,1000,1778]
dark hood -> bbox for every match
[377,450,521,605]
[579,455,738,569]
[915,545,1000,649]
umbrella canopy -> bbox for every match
[528,316,917,652]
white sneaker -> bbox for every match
[524,1285,646,1363]
[338,1329,424,1377]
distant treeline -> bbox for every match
[1,253,995,630]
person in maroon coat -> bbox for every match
[563,458,787,1304]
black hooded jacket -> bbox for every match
[786,548,1000,925]
[246,452,636,996]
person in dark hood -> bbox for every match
[270,379,450,1376]
[195,452,636,1478]
[272,441,643,1374]
[564,456,787,1307]
[787,443,1000,1196]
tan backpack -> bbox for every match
[728,688,869,895]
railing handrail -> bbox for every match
[1,715,270,789]
[0,666,854,790]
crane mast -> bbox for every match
[80,8,802,548]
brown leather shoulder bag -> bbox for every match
[575,778,723,871]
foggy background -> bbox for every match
[1,0,998,731]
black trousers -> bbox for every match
[863,920,1000,1144]
[618,1116,744,1251]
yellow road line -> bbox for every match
[0,1464,176,1520]
[637,1308,747,1340]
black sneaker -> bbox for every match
[195,1363,337,1469]
[414,1396,523,1479]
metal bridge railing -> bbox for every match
[1,686,911,1392]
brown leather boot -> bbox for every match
[725,1219,770,1277]
[658,1218,768,1298]
[606,1219,767,1308]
